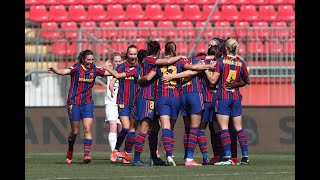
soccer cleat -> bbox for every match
[202,158,210,165]
[166,156,176,166]
[66,150,73,164]
[132,160,149,167]
[122,158,130,164]
[83,155,92,164]
[209,156,220,165]
[150,157,167,166]
[184,159,202,166]
[237,157,250,165]
[214,158,233,166]
[110,149,119,162]
[118,151,131,161]
[231,158,239,164]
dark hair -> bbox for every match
[137,49,147,65]
[126,44,138,57]
[147,41,160,56]
[207,45,223,58]
[196,52,207,57]
[210,38,226,56]
[77,49,93,63]
[165,41,177,58]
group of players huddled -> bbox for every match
[48,37,250,166]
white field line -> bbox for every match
[27,171,295,180]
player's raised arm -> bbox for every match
[162,70,199,82]
[97,61,127,79]
[155,55,187,66]
[47,67,71,75]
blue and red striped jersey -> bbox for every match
[137,56,157,100]
[180,55,206,95]
[156,60,183,99]
[202,59,217,102]
[116,61,141,106]
[215,55,249,100]
[67,63,105,105]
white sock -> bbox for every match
[108,132,117,151]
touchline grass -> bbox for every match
[25,152,295,180]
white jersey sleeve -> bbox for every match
[104,76,119,105]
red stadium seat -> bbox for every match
[29,5,49,22]
[80,21,97,38]
[219,0,230,5]
[239,5,259,22]
[184,5,202,21]
[247,41,265,55]
[289,21,295,37]
[53,41,77,56]
[156,0,171,3]
[157,21,175,38]
[48,5,69,22]
[221,5,240,22]
[189,42,207,54]
[234,21,250,38]
[135,38,147,50]
[285,0,295,5]
[283,41,295,54]
[202,5,221,21]
[175,0,193,4]
[251,21,270,38]
[164,4,184,21]
[231,0,250,5]
[136,0,154,3]
[106,4,126,20]
[195,21,214,38]
[94,42,110,55]
[98,0,117,4]
[26,0,40,6]
[277,5,295,22]
[79,0,99,4]
[39,0,60,5]
[99,21,118,38]
[176,41,188,55]
[267,41,283,54]
[192,0,211,4]
[269,0,285,5]
[248,0,269,5]
[238,40,246,55]
[176,21,195,37]
[259,5,277,22]
[110,40,129,53]
[69,5,88,21]
[60,0,79,5]
[118,0,138,3]
[87,4,107,21]
[213,21,233,38]
[137,20,156,38]
[119,21,137,38]
[126,4,145,21]
[60,21,78,39]
[271,21,289,38]
[41,22,61,39]
[145,4,164,20]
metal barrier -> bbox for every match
[25,27,295,106]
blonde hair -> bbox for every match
[225,38,239,55]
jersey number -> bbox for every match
[226,70,237,82]
[161,65,177,85]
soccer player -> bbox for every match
[47,50,110,164]
[99,45,141,164]
[206,38,251,165]
[102,53,124,161]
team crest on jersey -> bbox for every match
[127,67,135,72]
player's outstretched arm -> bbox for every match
[138,71,157,86]
[205,69,220,85]
[47,67,71,75]
[162,70,199,82]
[98,61,127,78]
[155,55,187,66]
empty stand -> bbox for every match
[283,41,295,54]
[106,4,126,20]
[126,4,145,21]
[98,0,116,4]
[69,5,88,21]
[40,0,60,5]
[60,21,78,39]
[277,5,295,21]
[251,21,270,38]
[26,0,40,5]
[285,0,295,5]
[259,5,277,22]
[79,0,99,4]
[29,5,49,22]
[137,20,156,38]
[247,41,265,55]
[41,21,61,39]
[192,0,211,4]
[202,5,221,21]
[52,41,77,56]
[234,21,250,38]
[175,0,193,4]
[271,21,289,38]
[175,41,188,55]
[195,21,214,38]
[119,21,137,38]
[221,5,240,21]
[144,4,164,21]
[136,0,154,3]
[87,4,107,21]
[80,21,97,38]
[48,5,69,22]
[248,0,269,5]
[60,0,79,5]
[99,21,118,38]
[164,4,184,21]
[213,21,233,38]
[184,5,202,21]
[269,0,285,5]
[157,21,175,38]
[231,0,250,5]
[239,5,259,22]
[176,21,195,37]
